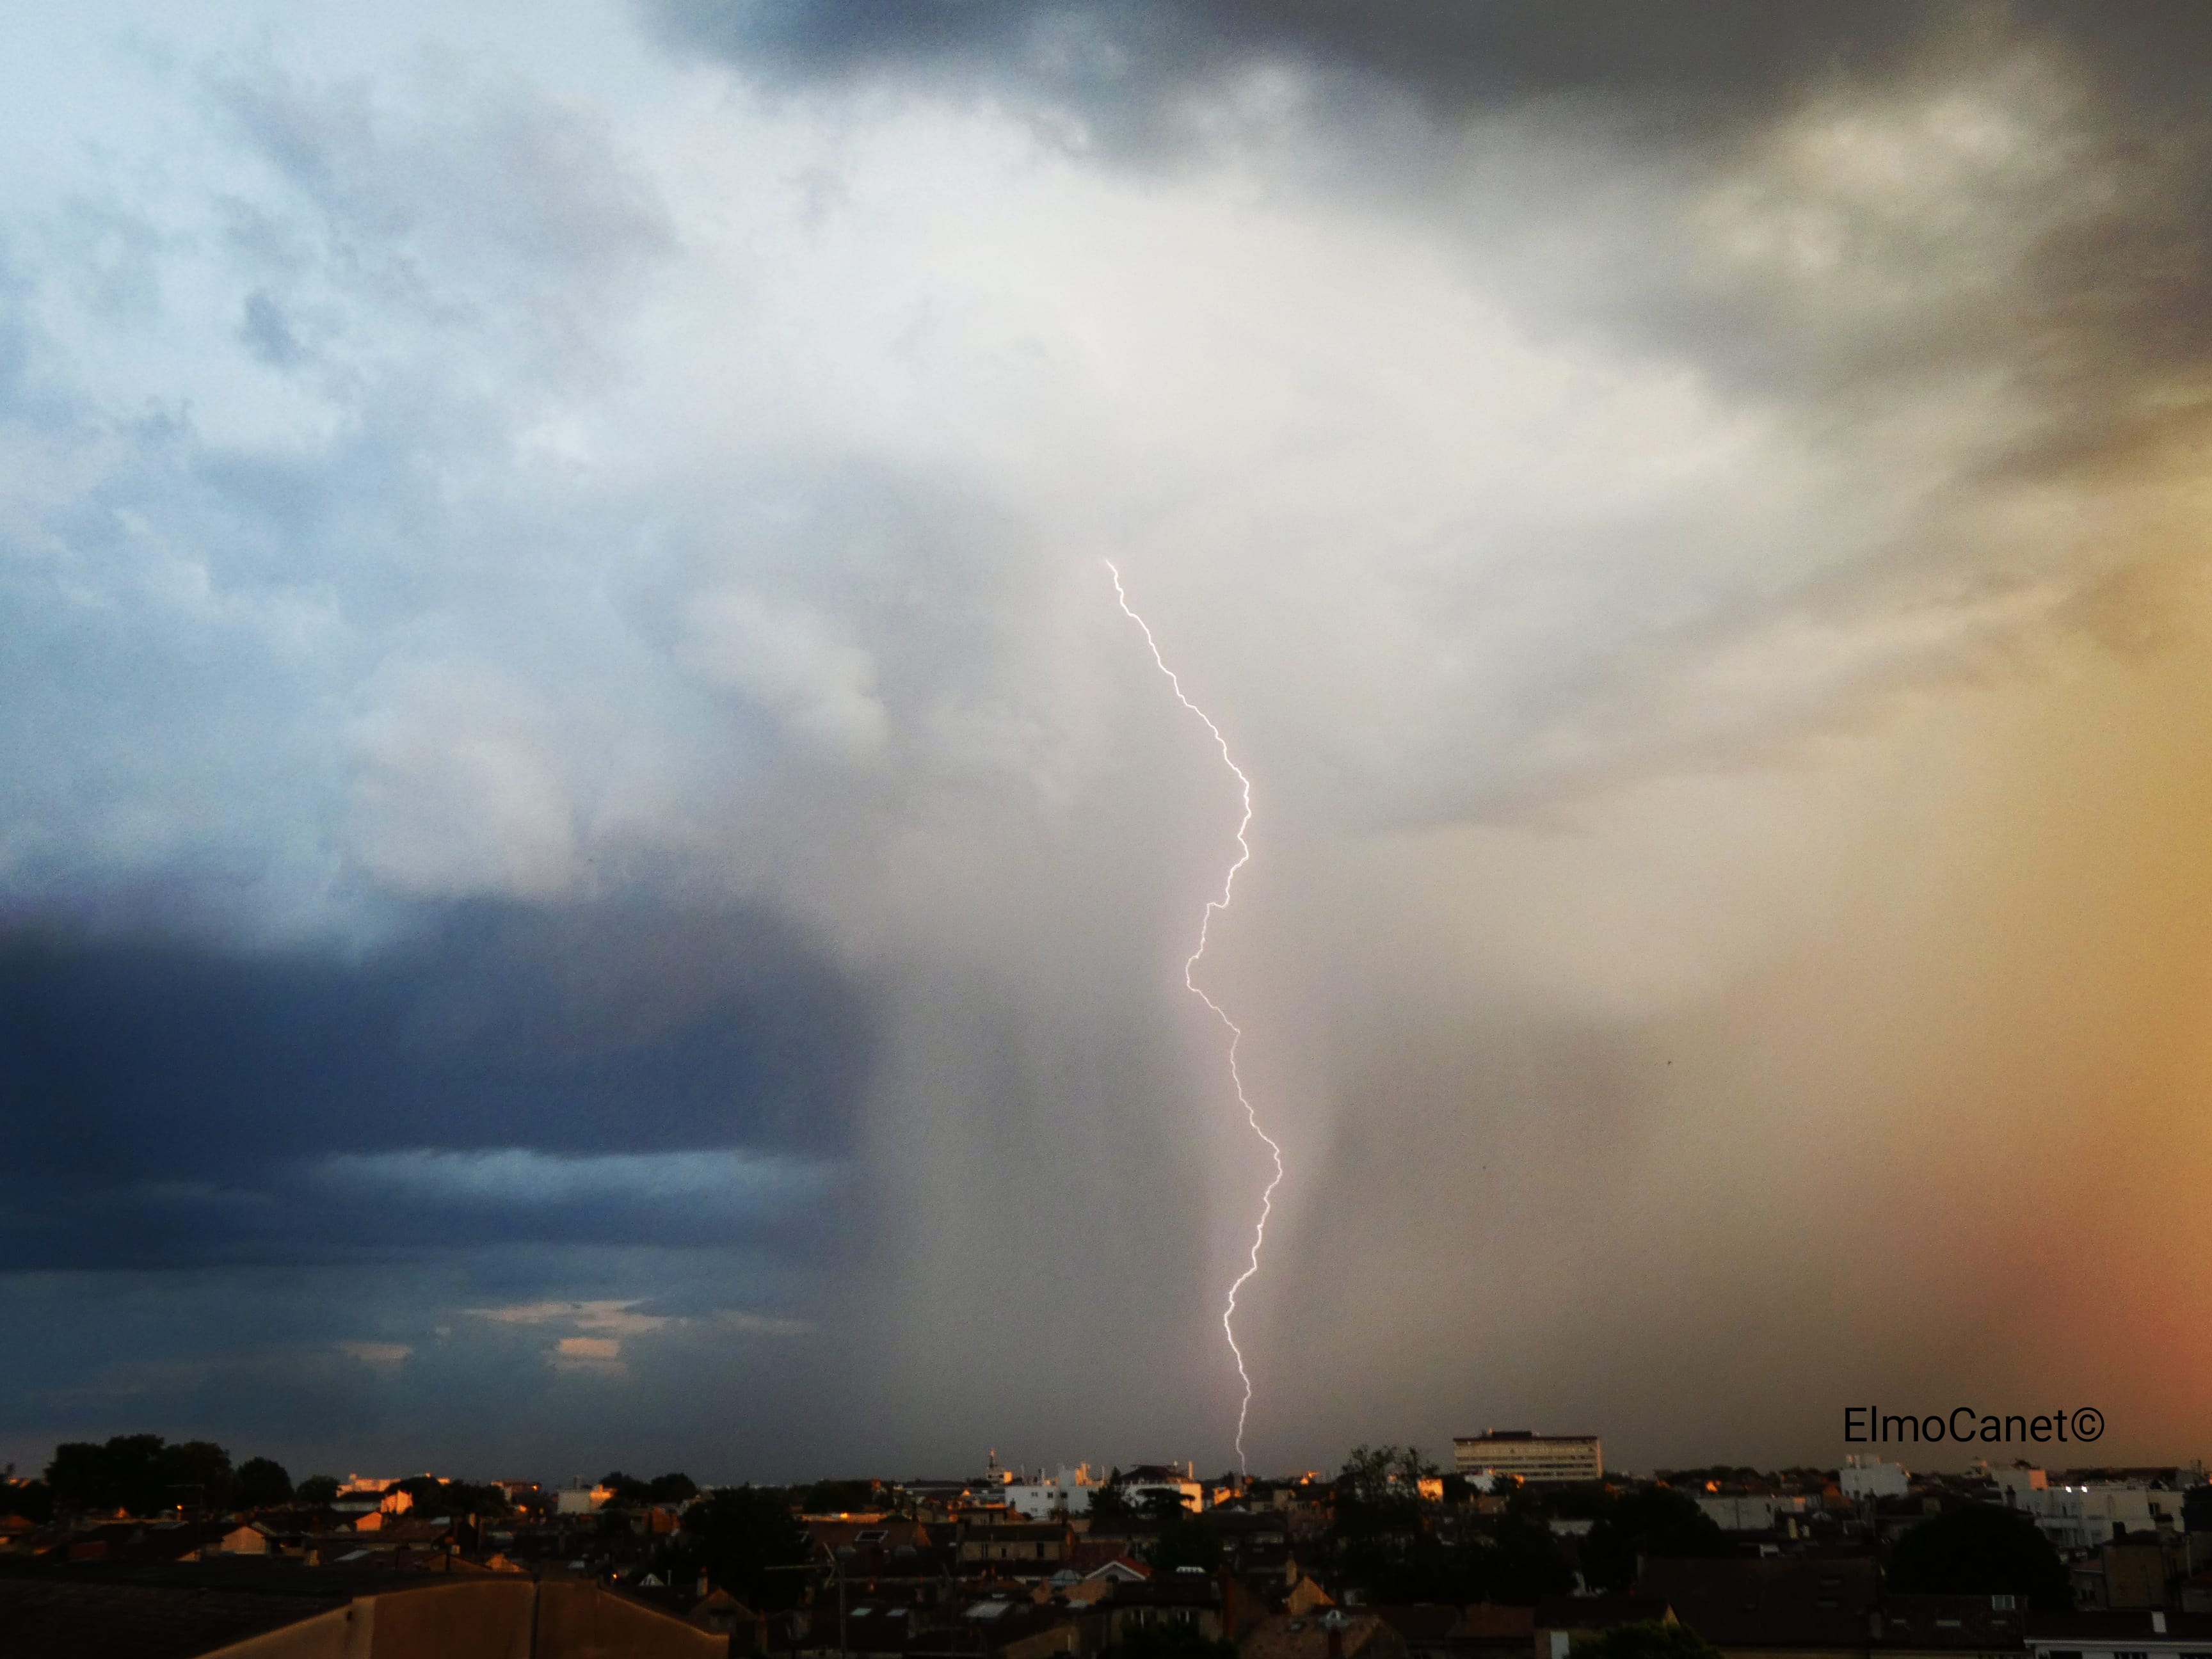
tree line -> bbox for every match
[6,1433,521,1523]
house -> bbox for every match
[2070,1535,2197,1612]
[1452,1605,1537,1657]
[813,1518,952,1587]
[1053,1559,1148,1606]
[691,1587,769,1649]
[1243,1610,1414,1659]
[1638,1556,1880,1659]
[1105,1571,1226,1646]
[959,1521,1073,1577]
[1532,1595,1673,1659]
[2025,1610,2212,1659]
[0,1562,728,1658]
[1873,1594,2027,1658]
[1287,1578,1337,1618]
[1369,1605,1464,1659]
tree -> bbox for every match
[1886,1504,2071,1611]
[794,1479,879,1514]
[648,1473,699,1505]
[1141,1488,1194,1523]
[1335,1445,1436,1510]
[1576,1623,1724,1659]
[236,1458,294,1509]
[296,1475,342,1506]
[1581,1487,1730,1592]
[679,1486,813,1609]
[1477,1509,1578,1605]
[1148,1512,1224,1574]
[1090,1483,1135,1525]
[453,1481,513,1518]
[600,1471,655,1507]
[1322,1445,1498,1605]
[161,1441,237,1512]
[396,1475,511,1519]
[45,1434,236,1517]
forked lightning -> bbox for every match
[1107,560,1286,1473]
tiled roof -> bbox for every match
[1876,1595,2026,1651]
[1534,1596,1671,1632]
[1639,1556,1880,1649]
[2026,1611,2212,1643]
[1241,1612,1411,1659]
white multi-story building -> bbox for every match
[2018,1480,2186,1551]
[555,1482,611,1515]
[1839,1456,1911,1501]
[1452,1431,1602,1484]
[1004,1466,1103,1519]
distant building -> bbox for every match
[556,1482,613,1515]
[1452,1432,1601,1484]
[1532,1596,1672,1659]
[1840,1456,1912,1501]
[2017,1479,2190,1551]
[2026,1610,2212,1659]
[1118,1464,1206,1513]
[1006,1466,1102,1519]
[1242,1611,1410,1659]
[957,1521,1072,1576]
[1638,1556,1880,1655]
[1695,1493,1813,1532]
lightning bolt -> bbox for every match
[1107,559,1285,1474]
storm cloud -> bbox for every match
[0,901,866,1268]
[2,1,2208,1480]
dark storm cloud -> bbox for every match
[644,1,2212,152]
[650,0,2212,451]
[645,0,1944,140]
[0,901,873,1269]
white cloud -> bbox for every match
[677,589,890,761]
[316,1148,828,1213]
[469,1299,670,1335]
[336,1340,413,1368]
[348,660,583,901]
[549,1334,624,1374]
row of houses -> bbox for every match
[1535,1557,2212,1659]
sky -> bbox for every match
[3,1,2209,1486]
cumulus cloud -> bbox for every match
[677,590,890,761]
[349,661,586,899]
